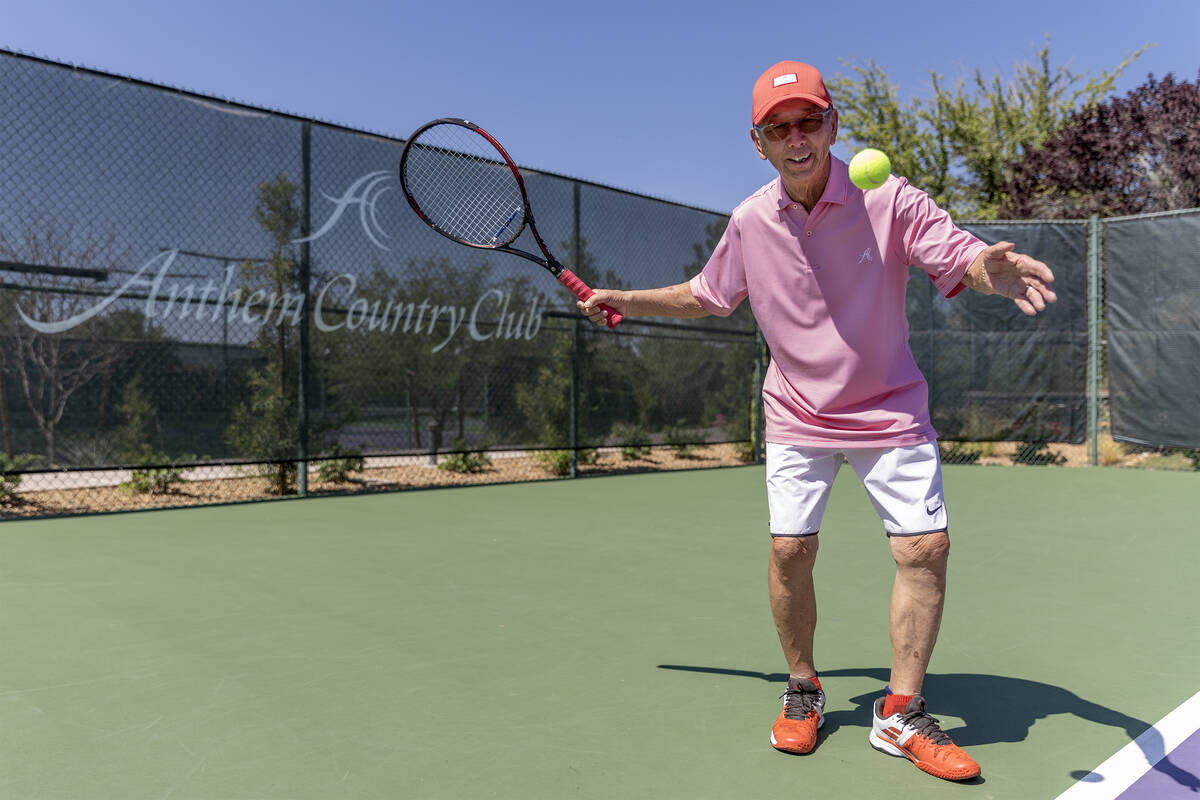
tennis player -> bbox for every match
[579,60,1056,782]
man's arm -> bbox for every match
[959,241,1058,316]
[578,282,709,326]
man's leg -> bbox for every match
[850,444,980,780]
[763,443,840,755]
[769,535,819,680]
[886,530,949,695]
[767,534,826,754]
[871,530,978,780]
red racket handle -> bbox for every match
[558,268,623,329]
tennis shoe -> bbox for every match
[770,677,825,754]
[869,695,981,781]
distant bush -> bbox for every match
[939,442,983,464]
[317,443,365,483]
[1,453,40,503]
[119,445,190,495]
[661,422,700,458]
[439,439,492,474]
[533,448,597,476]
[610,423,652,461]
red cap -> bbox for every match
[752,61,831,124]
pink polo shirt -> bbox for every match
[690,156,986,447]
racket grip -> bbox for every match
[558,268,623,329]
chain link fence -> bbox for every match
[1,50,1195,519]
[0,49,757,518]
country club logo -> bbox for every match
[293,170,395,250]
[15,250,543,352]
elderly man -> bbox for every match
[580,61,1056,781]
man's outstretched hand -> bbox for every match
[968,241,1058,316]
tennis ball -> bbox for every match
[849,148,892,190]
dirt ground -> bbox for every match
[1,444,749,520]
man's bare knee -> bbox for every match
[771,535,819,567]
[890,531,949,570]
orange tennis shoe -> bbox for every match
[869,695,981,781]
[770,677,825,754]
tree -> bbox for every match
[92,308,168,431]
[513,234,641,449]
[319,255,538,456]
[0,218,129,464]
[828,41,1150,218]
[225,175,308,493]
[679,217,758,442]
[680,217,757,332]
[1001,72,1200,218]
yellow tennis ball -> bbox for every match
[849,148,892,190]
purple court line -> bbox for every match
[1117,726,1200,799]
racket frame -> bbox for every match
[399,118,622,328]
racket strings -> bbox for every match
[403,125,526,247]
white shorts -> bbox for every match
[765,441,948,537]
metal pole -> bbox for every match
[570,317,579,478]
[1087,215,1102,466]
[753,327,766,464]
[570,182,583,478]
[297,122,312,494]
[221,259,230,420]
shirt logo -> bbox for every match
[857,248,874,264]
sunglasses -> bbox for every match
[753,107,834,142]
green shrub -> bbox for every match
[533,448,597,476]
[1,453,40,503]
[611,423,652,461]
[317,443,365,483]
[121,464,186,495]
[661,422,699,458]
[1012,440,1066,466]
[939,441,983,464]
[119,445,189,495]
[439,438,492,474]
[534,449,571,475]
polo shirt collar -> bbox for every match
[773,156,853,211]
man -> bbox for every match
[579,61,1057,782]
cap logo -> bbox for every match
[772,73,798,88]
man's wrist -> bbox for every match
[963,258,992,295]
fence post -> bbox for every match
[753,327,766,464]
[570,181,583,478]
[1087,215,1102,466]
[570,318,580,478]
[297,121,312,494]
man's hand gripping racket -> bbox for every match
[399,118,622,328]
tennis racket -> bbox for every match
[398,118,622,329]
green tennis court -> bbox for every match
[1,464,1197,798]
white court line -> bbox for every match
[1055,689,1200,799]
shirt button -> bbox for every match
[806,230,813,236]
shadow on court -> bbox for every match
[657,664,1200,792]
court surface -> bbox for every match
[1,464,1197,799]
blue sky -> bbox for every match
[3,0,1197,213]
